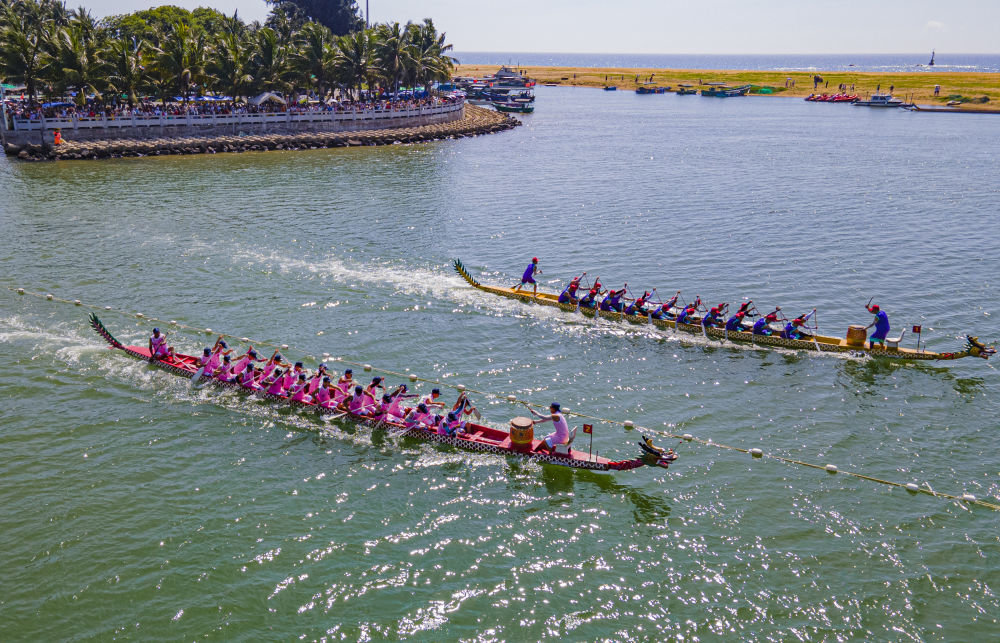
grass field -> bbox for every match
[456,64,1000,109]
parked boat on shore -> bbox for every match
[700,84,752,97]
[452,260,996,362]
[852,93,904,107]
[90,314,674,471]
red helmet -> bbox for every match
[532,257,538,263]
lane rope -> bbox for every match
[8,285,998,511]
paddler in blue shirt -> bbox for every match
[651,291,682,320]
[599,284,628,312]
[865,302,890,349]
[782,309,816,339]
[752,307,781,335]
[725,310,748,332]
[676,296,701,325]
[624,290,653,316]
[513,257,541,296]
[578,281,603,309]
[701,305,725,328]
[557,272,587,304]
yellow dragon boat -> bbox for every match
[454,259,995,362]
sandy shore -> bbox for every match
[456,64,1000,110]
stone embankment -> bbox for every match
[6,105,518,161]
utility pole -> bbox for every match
[366,0,369,28]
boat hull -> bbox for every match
[453,260,989,361]
[89,315,648,472]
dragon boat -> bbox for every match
[453,260,996,362]
[89,314,676,472]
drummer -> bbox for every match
[529,402,570,452]
[865,303,890,349]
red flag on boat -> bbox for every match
[583,423,593,434]
[912,325,922,334]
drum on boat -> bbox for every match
[846,325,867,346]
[509,416,534,452]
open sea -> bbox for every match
[453,51,1000,73]
[2,88,999,640]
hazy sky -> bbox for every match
[82,0,1000,54]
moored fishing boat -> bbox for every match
[493,101,534,113]
[89,314,674,471]
[700,84,751,97]
[453,260,995,362]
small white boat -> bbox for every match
[852,93,904,107]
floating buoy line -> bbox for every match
[8,285,998,511]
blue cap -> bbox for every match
[345,368,352,374]
[322,376,330,383]
[295,361,303,368]
[417,403,427,412]
[432,388,440,395]
[318,363,326,369]
[550,402,561,412]
[354,385,363,394]
[152,327,160,333]
[219,340,227,348]
[249,350,257,357]
[372,377,382,384]
[299,373,306,380]
[203,348,211,355]
[223,355,231,361]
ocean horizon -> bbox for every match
[452,51,1000,73]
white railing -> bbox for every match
[10,101,463,132]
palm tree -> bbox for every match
[155,21,206,104]
[334,27,372,100]
[409,18,455,91]
[249,26,291,95]
[291,21,337,99]
[104,35,148,106]
[209,31,252,102]
[374,21,410,95]
[0,1,51,100]
[48,23,104,105]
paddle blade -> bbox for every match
[190,366,206,388]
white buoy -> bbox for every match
[74,299,81,306]
[323,352,331,359]
[281,344,289,350]
[750,448,763,458]
[363,364,372,372]
[825,464,838,473]
[683,433,693,441]
[905,483,920,492]
[241,337,250,343]
[205,328,212,334]
[136,312,144,318]
[457,385,466,391]
[46,294,53,300]
[409,374,418,382]
[962,493,977,502]
[623,420,634,430]
[104,306,111,310]
[169,320,177,325]
[16,288,24,294]
[507,394,517,402]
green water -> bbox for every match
[2,88,999,640]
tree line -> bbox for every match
[0,0,457,106]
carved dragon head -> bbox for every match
[966,335,996,360]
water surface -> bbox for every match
[1,88,999,640]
